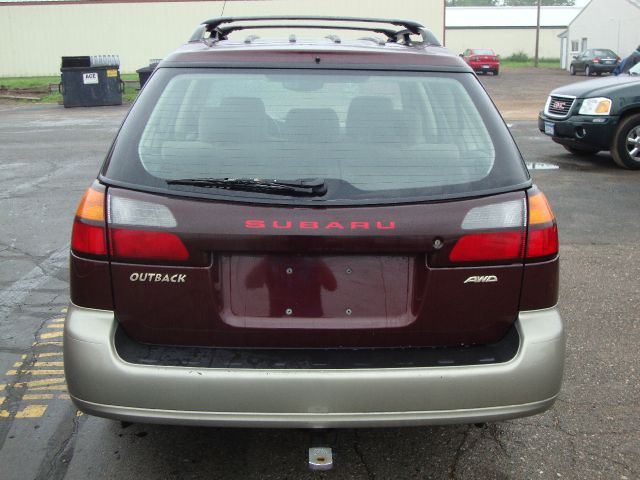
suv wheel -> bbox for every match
[570,65,576,75]
[611,113,640,170]
[562,145,600,156]
[585,65,591,76]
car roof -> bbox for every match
[160,16,471,72]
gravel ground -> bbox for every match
[479,67,591,121]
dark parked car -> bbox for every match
[65,17,563,438]
[539,62,640,169]
[460,48,500,75]
[570,48,620,76]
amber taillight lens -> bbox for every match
[526,191,558,260]
[71,184,107,257]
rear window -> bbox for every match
[103,68,528,205]
[471,49,495,56]
[592,49,616,57]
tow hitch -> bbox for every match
[308,430,334,471]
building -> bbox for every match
[0,0,445,77]
[559,0,640,70]
[445,6,582,59]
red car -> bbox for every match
[461,48,500,75]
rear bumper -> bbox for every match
[469,62,499,71]
[64,304,565,428]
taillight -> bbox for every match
[593,57,600,63]
[526,191,558,260]
[71,184,107,257]
[450,199,526,264]
[449,191,558,265]
[110,229,188,261]
[107,193,189,262]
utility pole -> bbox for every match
[534,0,541,67]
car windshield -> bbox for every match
[472,49,495,56]
[103,69,528,205]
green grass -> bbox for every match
[0,73,140,103]
[501,59,561,69]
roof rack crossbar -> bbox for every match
[189,16,441,46]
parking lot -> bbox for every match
[0,68,638,479]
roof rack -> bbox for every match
[189,16,441,47]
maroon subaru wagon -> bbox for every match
[64,16,564,429]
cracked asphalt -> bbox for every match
[0,94,639,479]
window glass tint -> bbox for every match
[105,69,528,204]
[592,49,616,57]
[471,49,495,56]
[138,72,492,191]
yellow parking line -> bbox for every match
[61,308,68,313]
[35,352,63,358]
[32,342,63,347]
[29,385,67,392]
[15,378,65,388]
[15,405,47,418]
[58,394,70,400]
[33,362,64,368]
[40,332,63,339]
[0,396,4,405]
[9,369,65,376]
[0,410,9,418]
[13,362,22,368]
[23,394,54,400]
[0,384,5,391]
[47,324,65,329]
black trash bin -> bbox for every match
[136,61,159,89]
[59,55,124,108]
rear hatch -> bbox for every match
[101,65,534,348]
[106,189,529,348]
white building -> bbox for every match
[0,0,445,77]
[445,6,582,59]
[559,0,640,70]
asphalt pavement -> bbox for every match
[0,102,638,480]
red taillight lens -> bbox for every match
[450,232,524,262]
[71,221,107,256]
[593,57,600,63]
[110,229,189,261]
[71,185,107,257]
[526,192,558,260]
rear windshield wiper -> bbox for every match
[166,177,327,196]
